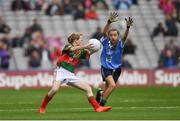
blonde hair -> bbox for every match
[67,33,83,44]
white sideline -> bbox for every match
[0,99,176,104]
[0,106,179,112]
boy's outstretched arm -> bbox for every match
[122,17,133,44]
[63,43,93,52]
[69,43,94,52]
[103,12,119,36]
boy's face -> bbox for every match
[74,35,83,46]
[109,31,119,45]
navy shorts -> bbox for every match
[101,66,121,83]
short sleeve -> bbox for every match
[62,44,72,54]
[100,36,108,43]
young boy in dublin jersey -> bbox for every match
[39,33,112,113]
[96,12,133,106]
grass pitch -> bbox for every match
[0,87,180,120]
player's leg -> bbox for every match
[112,67,121,85]
[96,79,110,102]
[96,81,110,103]
[96,67,110,102]
[96,66,115,106]
[99,68,121,106]
[39,67,67,113]
[99,75,116,106]
[39,80,61,113]
[96,88,104,103]
[68,81,112,112]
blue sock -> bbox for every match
[99,98,106,106]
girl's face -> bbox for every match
[109,31,119,45]
[74,35,83,46]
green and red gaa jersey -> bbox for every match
[56,44,90,72]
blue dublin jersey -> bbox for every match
[100,36,124,69]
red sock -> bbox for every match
[88,96,100,109]
[40,94,52,109]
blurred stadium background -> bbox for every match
[0,0,179,70]
[0,0,180,120]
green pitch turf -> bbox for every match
[0,87,180,120]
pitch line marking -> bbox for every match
[0,99,176,103]
[0,106,179,112]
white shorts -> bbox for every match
[54,67,79,84]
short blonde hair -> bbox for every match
[67,33,82,44]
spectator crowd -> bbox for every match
[152,0,180,68]
[0,0,179,70]
[10,0,109,20]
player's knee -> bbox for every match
[85,86,92,93]
[51,87,59,94]
[108,83,116,89]
[86,86,92,92]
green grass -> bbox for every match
[0,87,180,120]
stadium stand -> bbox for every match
[0,0,179,70]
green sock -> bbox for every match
[96,89,103,103]
[99,98,106,106]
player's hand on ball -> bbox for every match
[85,43,94,50]
[125,17,133,28]
[108,12,119,23]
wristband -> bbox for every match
[108,19,111,24]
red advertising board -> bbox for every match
[0,69,180,90]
